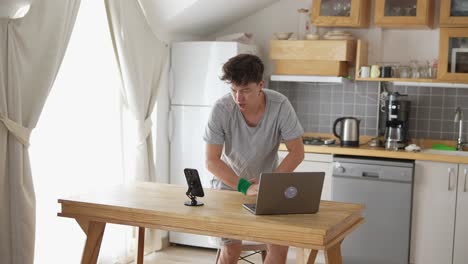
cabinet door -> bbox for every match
[438,28,468,83]
[374,0,434,28]
[311,0,370,28]
[410,161,458,264]
[440,0,468,27]
[454,164,468,264]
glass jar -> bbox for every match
[399,65,411,78]
[410,60,420,78]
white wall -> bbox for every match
[210,0,441,82]
[209,0,312,81]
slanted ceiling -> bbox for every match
[139,0,279,37]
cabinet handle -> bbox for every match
[464,168,467,193]
[448,168,454,191]
[168,67,174,101]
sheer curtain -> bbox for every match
[0,0,80,263]
[105,0,168,182]
[105,0,169,259]
[29,1,129,263]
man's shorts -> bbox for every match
[213,237,242,246]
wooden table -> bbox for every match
[58,183,364,264]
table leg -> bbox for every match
[81,221,106,264]
[324,240,343,264]
[306,249,318,264]
[296,248,305,264]
[137,227,145,264]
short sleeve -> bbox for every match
[278,99,304,141]
[203,102,226,145]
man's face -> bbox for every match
[230,81,264,112]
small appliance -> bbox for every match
[333,117,360,147]
[383,92,411,150]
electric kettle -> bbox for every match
[333,117,360,147]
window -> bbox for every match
[30,1,126,263]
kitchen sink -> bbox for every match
[421,149,468,157]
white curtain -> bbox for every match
[0,0,80,263]
[104,0,169,259]
[105,0,168,182]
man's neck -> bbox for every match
[241,92,266,117]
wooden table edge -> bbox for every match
[58,212,364,252]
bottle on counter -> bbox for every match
[297,8,310,40]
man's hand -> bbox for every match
[248,178,259,184]
[246,183,259,196]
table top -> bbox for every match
[58,182,364,249]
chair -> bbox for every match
[215,241,267,263]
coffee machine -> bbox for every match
[384,92,411,150]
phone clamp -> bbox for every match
[184,191,204,206]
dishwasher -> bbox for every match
[332,155,414,264]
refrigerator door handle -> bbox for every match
[168,110,174,143]
[169,67,174,102]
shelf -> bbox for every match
[356,78,436,82]
[353,39,468,88]
[356,77,468,88]
[393,81,468,88]
[270,75,349,83]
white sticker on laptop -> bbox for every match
[284,186,298,199]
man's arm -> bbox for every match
[275,137,305,173]
[206,144,259,196]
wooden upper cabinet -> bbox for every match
[374,0,434,28]
[311,0,370,28]
[440,0,468,27]
[438,28,468,83]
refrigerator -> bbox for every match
[168,41,257,248]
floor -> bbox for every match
[140,244,302,264]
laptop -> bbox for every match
[242,172,325,215]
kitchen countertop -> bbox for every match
[279,144,468,164]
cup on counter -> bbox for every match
[359,66,370,78]
[370,65,380,78]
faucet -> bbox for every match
[454,107,465,150]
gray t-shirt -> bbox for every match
[203,89,304,190]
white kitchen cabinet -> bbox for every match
[278,151,332,200]
[454,164,468,264]
[411,161,468,264]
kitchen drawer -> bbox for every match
[274,60,348,76]
[270,40,356,62]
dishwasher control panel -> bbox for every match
[333,156,414,183]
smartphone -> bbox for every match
[184,168,204,197]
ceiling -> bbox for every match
[0,0,33,19]
[138,0,279,37]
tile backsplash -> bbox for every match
[388,85,468,141]
[270,81,380,137]
[270,81,468,142]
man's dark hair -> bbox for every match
[220,54,264,86]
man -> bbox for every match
[203,54,304,264]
